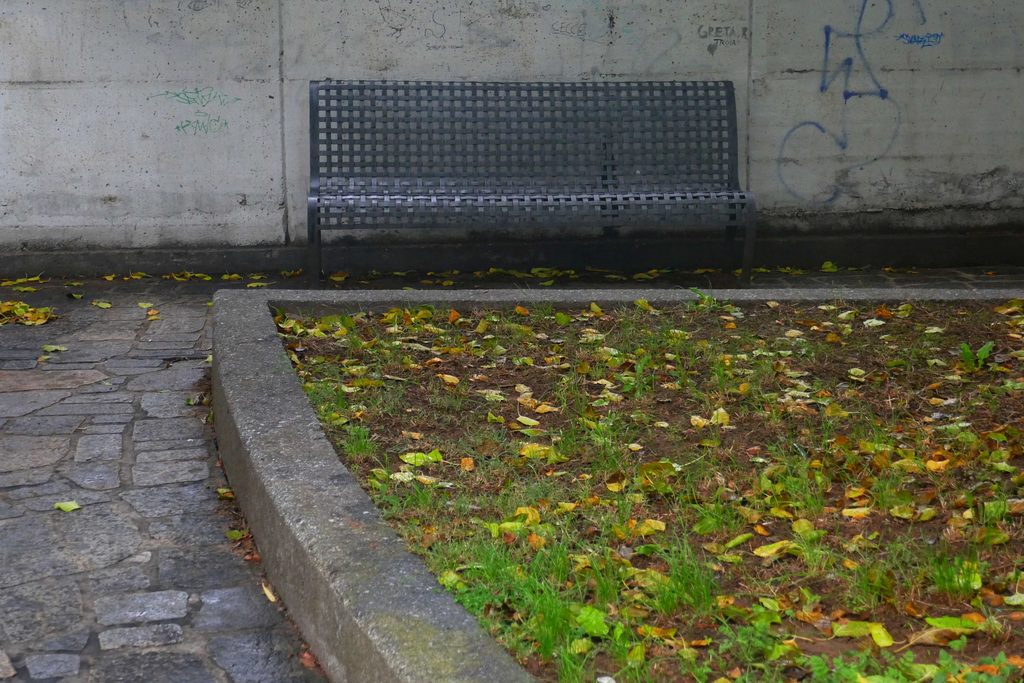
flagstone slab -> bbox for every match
[0,436,70,472]
[0,578,82,643]
[0,504,141,589]
[0,391,70,418]
[0,370,106,393]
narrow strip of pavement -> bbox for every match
[0,290,324,682]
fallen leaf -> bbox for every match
[261,580,277,602]
[54,501,81,512]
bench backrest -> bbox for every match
[310,81,741,196]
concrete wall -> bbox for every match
[1,0,1022,257]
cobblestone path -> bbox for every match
[0,288,324,682]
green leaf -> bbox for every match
[576,605,609,637]
[486,412,505,424]
[92,301,112,309]
[555,312,572,325]
[41,345,67,353]
[925,616,979,631]
[54,501,82,512]
[225,529,247,540]
[889,505,916,520]
[400,450,442,466]
[724,533,753,549]
[832,621,893,647]
[791,519,816,537]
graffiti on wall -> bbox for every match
[148,87,241,135]
[777,0,931,204]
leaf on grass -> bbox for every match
[632,519,666,536]
[710,408,730,426]
[824,403,850,418]
[487,412,505,424]
[514,305,530,316]
[436,374,460,385]
[723,534,753,550]
[841,508,872,519]
[925,616,980,631]
[517,415,540,426]
[889,505,916,520]
[833,621,893,647]
[637,625,677,640]
[577,605,609,637]
[400,449,443,466]
[54,501,81,512]
[753,540,796,558]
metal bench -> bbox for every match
[308,80,757,285]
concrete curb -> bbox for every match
[212,286,1021,683]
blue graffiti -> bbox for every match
[896,32,943,48]
[777,0,928,204]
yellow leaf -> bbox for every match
[221,273,242,280]
[460,458,475,472]
[723,322,737,330]
[710,408,730,426]
[753,540,796,557]
[590,302,603,314]
[841,508,873,519]
[514,507,541,525]
[527,532,546,550]
[826,333,843,343]
[247,282,268,288]
[926,458,950,473]
[637,625,677,640]
[520,443,553,459]
[515,305,530,316]
[691,415,710,428]
[103,274,116,281]
[138,302,153,309]
[437,374,460,385]
[261,580,277,603]
[517,416,539,426]
[825,403,850,418]
[448,309,461,324]
[535,404,559,414]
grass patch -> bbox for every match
[282,297,1024,681]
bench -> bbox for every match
[307,80,756,285]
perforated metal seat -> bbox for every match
[308,80,756,283]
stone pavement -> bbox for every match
[0,284,324,682]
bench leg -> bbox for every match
[307,231,322,289]
[740,220,756,289]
